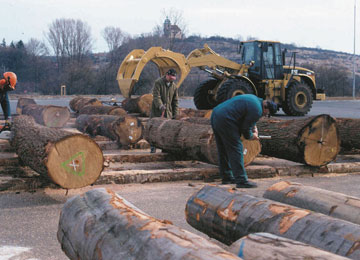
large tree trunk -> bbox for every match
[229,233,348,260]
[264,181,360,225]
[185,185,360,259]
[75,114,143,147]
[257,114,340,166]
[69,96,102,113]
[144,117,261,166]
[122,93,153,116]
[57,188,242,260]
[22,104,71,127]
[79,105,127,116]
[336,117,360,152]
[11,115,103,189]
[16,97,37,114]
[176,108,212,119]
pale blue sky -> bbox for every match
[2,0,358,54]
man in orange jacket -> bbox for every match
[0,72,17,128]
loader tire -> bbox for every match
[283,82,313,116]
[193,78,220,109]
[216,78,254,103]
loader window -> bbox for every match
[263,44,275,79]
[242,42,261,77]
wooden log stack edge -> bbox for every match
[69,96,102,113]
[79,105,127,116]
[16,97,37,114]
[122,93,153,117]
[22,104,71,127]
[57,188,242,260]
[185,185,360,259]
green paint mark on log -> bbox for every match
[61,152,86,176]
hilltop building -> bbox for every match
[163,17,182,39]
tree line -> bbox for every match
[1,17,358,97]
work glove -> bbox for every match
[160,104,166,112]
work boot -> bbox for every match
[150,146,156,153]
[236,180,258,188]
[3,121,11,131]
[221,178,236,185]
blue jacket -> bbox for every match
[211,94,263,139]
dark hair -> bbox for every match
[266,100,278,115]
[166,68,177,76]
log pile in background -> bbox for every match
[185,185,360,259]
[79,105,127,116]
[176,108,212,119]
[16,97,37,114]
[69,96,102,113]
[229,233,348,260]
[257,114,340,166]
[264,181,360,225]
[75,114,143,147]
[122,93,153,117]
[22,104,70,128]
[57,188,242,260]
[144,117,261,166]
[11,115,103,189]
[335,117,360,152]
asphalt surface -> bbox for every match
[1,97,360,259]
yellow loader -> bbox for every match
[117,40,325,116]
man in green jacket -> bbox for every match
[150,68,179,153]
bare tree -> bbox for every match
[102,26,128,52]
[26,38,49,56]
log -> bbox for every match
[16,97,37,114]
[11,115,103,189]
[175,108,212,119]
[229,233,348,260]
[57,188,242,260]
[69,96,102,113]
[264,181,360,225]
[22,104,71,127]
[144,117,261,166]
[257,114,340,166]
[185,185,360,259]
[122,93,153,116]
[75,114,143,147]
[79,105,127,116]
[336,117,360,152]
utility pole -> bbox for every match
[353,0,357,99]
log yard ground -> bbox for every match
[1,96,360,259]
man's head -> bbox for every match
[165,68,177,82]
[263,100,278,116]
[0,72,17,89]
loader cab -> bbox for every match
[240,40,284,81]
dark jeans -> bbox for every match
[211,115,248,183]
[0,92,10,120]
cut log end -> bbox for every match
[114,116,143,146]
[299,114,340,166]
[242,138,261,166]
[46,134,104,189]
[43,106,71,127]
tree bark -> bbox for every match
[11,115,103,189]
[336,118,360,152]
[57,188,242,260]
[264,181,360,225]
[144,117,261,166]
[175,108,212,119]
[79,105,127,116]
[257,114,340,166]
[69,96,102,113]
[122,93,153,116]
[22,104,71,127]
[75,114,143,147]
[185,185,360,259]
[229,233,348,260]
[16,97,37,114]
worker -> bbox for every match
[0,72,17,129]
[150,68,179,153]
[210,94,277,188]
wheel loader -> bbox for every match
[117,40,325,116]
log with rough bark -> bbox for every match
[336,117,360,152]
[16,97,37,114]
[257,114,340,166]
[185,185,360,259]
[79,105,127,116]
[22,104,71,127]
[57,188,242,260]
[75,114,143,147]
[176,108,212,119]
[229,233,348,260]
[264,181,360,225]
[122,93,153,116]
[11,115,103,189]
[144,117,261,166]
[69,96,102,113]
